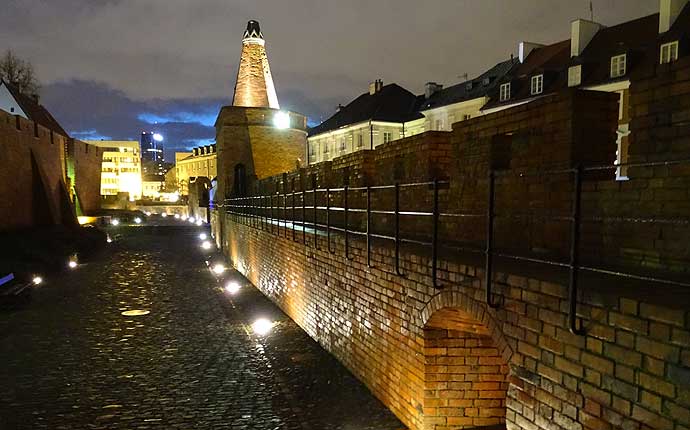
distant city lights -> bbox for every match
[153,133,164,142]
[252,318,274,336]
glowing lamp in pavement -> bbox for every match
[252,318,274,336]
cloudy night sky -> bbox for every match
[3,0,657,159]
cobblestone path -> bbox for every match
[0,225,404,430]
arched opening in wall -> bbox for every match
[233,163,247,197]
[424,308,509,429]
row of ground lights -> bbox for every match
[198,232,274,336]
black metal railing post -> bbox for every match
[326,187,334,253]
[432,179,442,289]
[366,185,372,267]
[313,184,319,250]
[485,170,499,308]
[302,190,306,246]
[395,183,403,275]
[292,190,296,241]
[569,165,585,335]
[344,185,351,260]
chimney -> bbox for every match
[369,79,383,95]
[425,82,443,99]
[659,0,689,33]
[519,42,544,63]
[571,19,604,57]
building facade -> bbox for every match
[140,131,165,176]
[175,146,217,196]
[86,140,142,200]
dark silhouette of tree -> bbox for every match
[0,50,40,99]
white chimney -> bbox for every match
[369,79,383,95]
[519,42,544,63]
[571,19,604,57]
[425,82,443,99]
[659,0,689,33]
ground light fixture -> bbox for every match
[111,218,120,226]
[201,241,212,250]
[174,214,180,219]
[161,213,168,218]
[32,276,43,285]
[188,217,196,223]
[252,318,274,336]
[134,217,142,224]
[68,260,78,269]
[181,215,188,221]
[211,263,226,275]
[196,219,203,226]
[106,235,113,243]
[199,233,207,240]
[224,281,241,295]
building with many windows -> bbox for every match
[86,140,142,200]
[175,145,216,196]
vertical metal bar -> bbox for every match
[366,185,372,267]
[569,165,585,335]
[284,185,288,239]
[302,190,306,245]
[432,179,442,289]
[485,171,499,308]
[344,185,350,259]
[292,190,296,241]
[313,183,319,250]
[326,187,333,253]
[395,182,402,276]
[269,194,273,234]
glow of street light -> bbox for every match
[273,111,290,129]
[252,318,274,336]
[225,281,241,295]
[212,263,226,275]
[32,276,43,285]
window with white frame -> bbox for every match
[610,54,627,78]
[463,114,471,121]
[383,132,392,143]
[357,133,363,148]
[323,142,329,154]
[435,119,444,131]
[660,41,679,64]
[530,75,543,95]
[339,138,346,152]
[499,83,511,102]
[309,143,315,156]
[568,65,582,87]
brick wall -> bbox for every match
[69,138,104,214]
[212,78,690,429]
[0,110,71,230]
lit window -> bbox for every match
[499,83,511,101]
[610,54,627,78]
[383,132,392,143]
[323,143,329,154]
[339,138,346,151]
[530,75,543,95]
[435,119,444,131]
[568,65,582,87]
[357,134,363,148]
[660,41,679,64]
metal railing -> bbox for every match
[215,158,690,336]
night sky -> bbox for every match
[3,0,657,159]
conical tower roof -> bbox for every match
[232,20,280,109]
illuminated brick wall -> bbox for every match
[212,77,690,430]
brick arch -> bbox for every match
[420,289,513,366]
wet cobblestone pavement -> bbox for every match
[0,225,404,430]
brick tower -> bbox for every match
[232,20,280,109]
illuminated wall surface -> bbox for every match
[232,20,279,109]
[85,140,142,199]
[175,150,217,196]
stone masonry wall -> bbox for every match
[0,109,71,230]
[69,138,104,214]
[212,77,690,429]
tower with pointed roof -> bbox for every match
[232,20,280,109]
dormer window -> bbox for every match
[610,54,627,78]
[660,41,679,64]
[530,75,543,95]
[568,65,582,87]
[499,83,511,102]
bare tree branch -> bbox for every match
[0,50,41,99]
